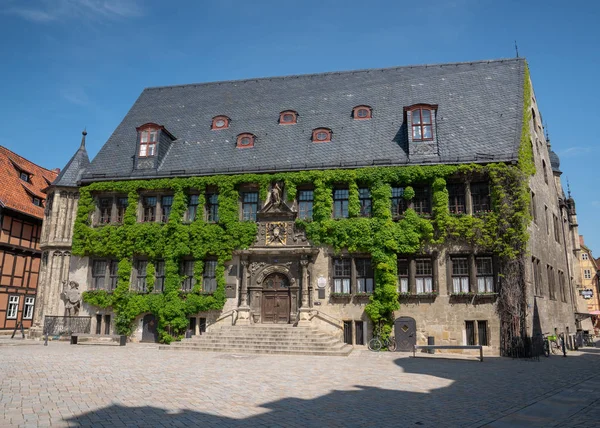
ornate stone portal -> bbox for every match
[235,182,317,325]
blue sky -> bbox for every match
[1,0,599,250]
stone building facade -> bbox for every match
[34,59,582,355]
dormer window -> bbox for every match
[312,128,332,143]
[138,126,158,157]
[353,105,372,120]
[279,110,297,125]
[237,133,255,148]
[32,197,41,206]
[405,104,437,142]
[212,116,230,130]
[20,172,29,182]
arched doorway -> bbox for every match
[142,314,158,343]
[394,316,416,352]
[262,273,290,323]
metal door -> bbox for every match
[142,314,158,342]
[394,316,416,352]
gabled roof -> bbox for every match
[0,146,58,219]
[82,58,526,181]
[53,131,90,187]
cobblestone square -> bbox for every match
[1,341,600,427]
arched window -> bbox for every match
[212,116,230,130]
[404,104,438,142]
[352,105,372,120]
[237,133,255,148]
[137,123,160,157]
[279,110,298,125]
[312,128,332,143]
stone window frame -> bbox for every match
[447,183,466,214]
[448,254,496,295]
[186,194,200,222]
[90,258,119,291]
[584,269,592,280]
[397,254,437,294]
[532,256,543,296]
[202,259,218,293]
[136,191,174,224]
[240,187,260,221]
[330,255,374,296]
[332,187,349,219]
[355,258,374,293]
[297,187,314,221]
[450,256,470,293]
[553,214,561,243]
[391,186,408,219]
[412,185,431,216]
[547,264,556,300]
[466,320,489,346]
[133,258,148,293]
[205,191,219,223]
[558,270,567,303]
[154,259,166,293]
[470,182,491,214]
[92,194,129,226]
[181,259,195,292]
[582,253,589,261]
[358,187,372,217]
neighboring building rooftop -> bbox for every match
[0,146,59,219]
[82,58,526,181]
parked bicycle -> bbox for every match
[368,333,397,352]
[542,332,562,356]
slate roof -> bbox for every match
[82,58,526,181]
[0,146,58,219]
[53,132,90,187]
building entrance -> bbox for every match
[261,273,290,323]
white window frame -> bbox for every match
[23,297,35,319]
[7,296,19,319]
[584,269,592,280]
[582,253,589,260]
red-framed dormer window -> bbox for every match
[279,110,298,125]
[405,104,438,141]
[312,128,332,143]
[212,116,230,130]
[353,105,372,120]
[237,133,255,149]
[137,124,159,157]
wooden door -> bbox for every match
[142,314,158,342]
[394,317,416,352]
[262,273,290,324]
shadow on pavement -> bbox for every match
[63,351,600,427]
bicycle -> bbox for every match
[368,334,397,352]
[542,332,561,356]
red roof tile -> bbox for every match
[0,146,58,219]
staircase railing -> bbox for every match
[205,309,238,330]
[308,310,344,330]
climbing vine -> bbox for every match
[75,63,534,345]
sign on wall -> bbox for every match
[580,289,594,299]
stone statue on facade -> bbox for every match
[262,182,283,210]
[61,280,81,317]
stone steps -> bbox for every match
[159,324,353,356]
[72,334,126,346]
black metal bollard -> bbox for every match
[428,336,435,354]
[44,332,48,346]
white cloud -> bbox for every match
[3,0,142,23]
[559,146,592,157]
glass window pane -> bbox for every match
[141,131,148,143]
[423,125,432,139]
[412,126,422,140]
[412,109,421,125]
[421,109,431,124]
[139,145,147,157]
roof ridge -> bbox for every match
[143,58,525,91]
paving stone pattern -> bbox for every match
[1,342,600,427]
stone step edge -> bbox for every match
[159,346,353,356]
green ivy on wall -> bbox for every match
[76,63,535,344]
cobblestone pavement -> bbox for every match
[1,341,600,427]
